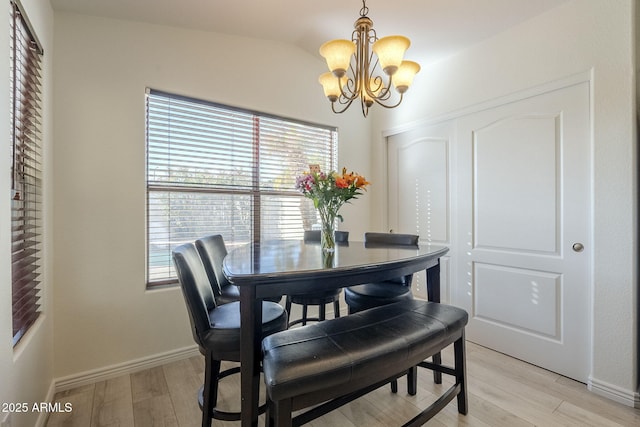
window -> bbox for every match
[146,89,337,286]
[10,0,44,346]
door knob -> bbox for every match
[572,243,584,252]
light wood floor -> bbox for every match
[46,341,640,427]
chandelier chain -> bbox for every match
[359,0,369,18]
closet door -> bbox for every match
[456,81,591,382]
[388,80,591,382]
[387,122,455,301]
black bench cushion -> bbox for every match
[262,300,468,403]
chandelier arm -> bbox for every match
[331,98,355,114]
[360,101,370,117]
[350,23,365,102]
[372,92,405,109]
[346,60,360,99]
[367,74,393,102]
[337,75,358,102]
[361,44,375,100]
[337,92,355,105]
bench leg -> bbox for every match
[266,401,273,427]
[455,332,468,414]
[402,331,468,426]
[273,398,293,427]
[407,366,418,395]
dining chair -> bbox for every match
[343,232,418,314]
[284,230,349,327]
[195,234,281,304]
[172,242,288,426]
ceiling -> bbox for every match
[50,0,568,66]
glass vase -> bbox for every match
[320,214,336,252]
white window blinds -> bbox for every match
[146,90,337,285]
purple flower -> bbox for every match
[295,173,315,193]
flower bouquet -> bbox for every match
[296,166,370,251]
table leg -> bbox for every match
[426,260,441,304]
[426,261,443,384]
[240,286,261,427]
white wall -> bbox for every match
[370,0,638,405]
[17,0,632,413]
[0,0,55,426]
[52,12,371,379]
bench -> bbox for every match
[262,299,468,426]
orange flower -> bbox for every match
[340,168,357,186]
[335,177,348,188]
[344,173,355,186]
[354,175,369,188]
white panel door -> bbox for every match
[387,122,454,301]
[456,82,591,382]
[387,81,591,382]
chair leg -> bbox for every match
[455,332,468,414]
[285,296,292,324]
[202,352,220,427]
[333,300,340,318]
[432,352,442,384]
[319,303,326,321]
[302,304,309,326]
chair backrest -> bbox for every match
[303,230,320,241]
[364,232,419,285]
[304,230,349,243]
[195,234,230,297]
[172,242,216,348]
[364,232,419,246]
[335,231,349,243]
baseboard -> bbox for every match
[33,381,57,427]
[54,345,200,392]
[588,376,640,408]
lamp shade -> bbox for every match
[393,60,420,93]
[372,35,410,75]
[319,39,355,78]
[319,72,343,102]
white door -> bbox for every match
[387,121,455,301]
[457,81,591,382]
[388,81,591,382]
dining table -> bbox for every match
[223,239,449,427]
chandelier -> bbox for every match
[318,0,421,117]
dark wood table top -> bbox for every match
[224,239,449,298]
